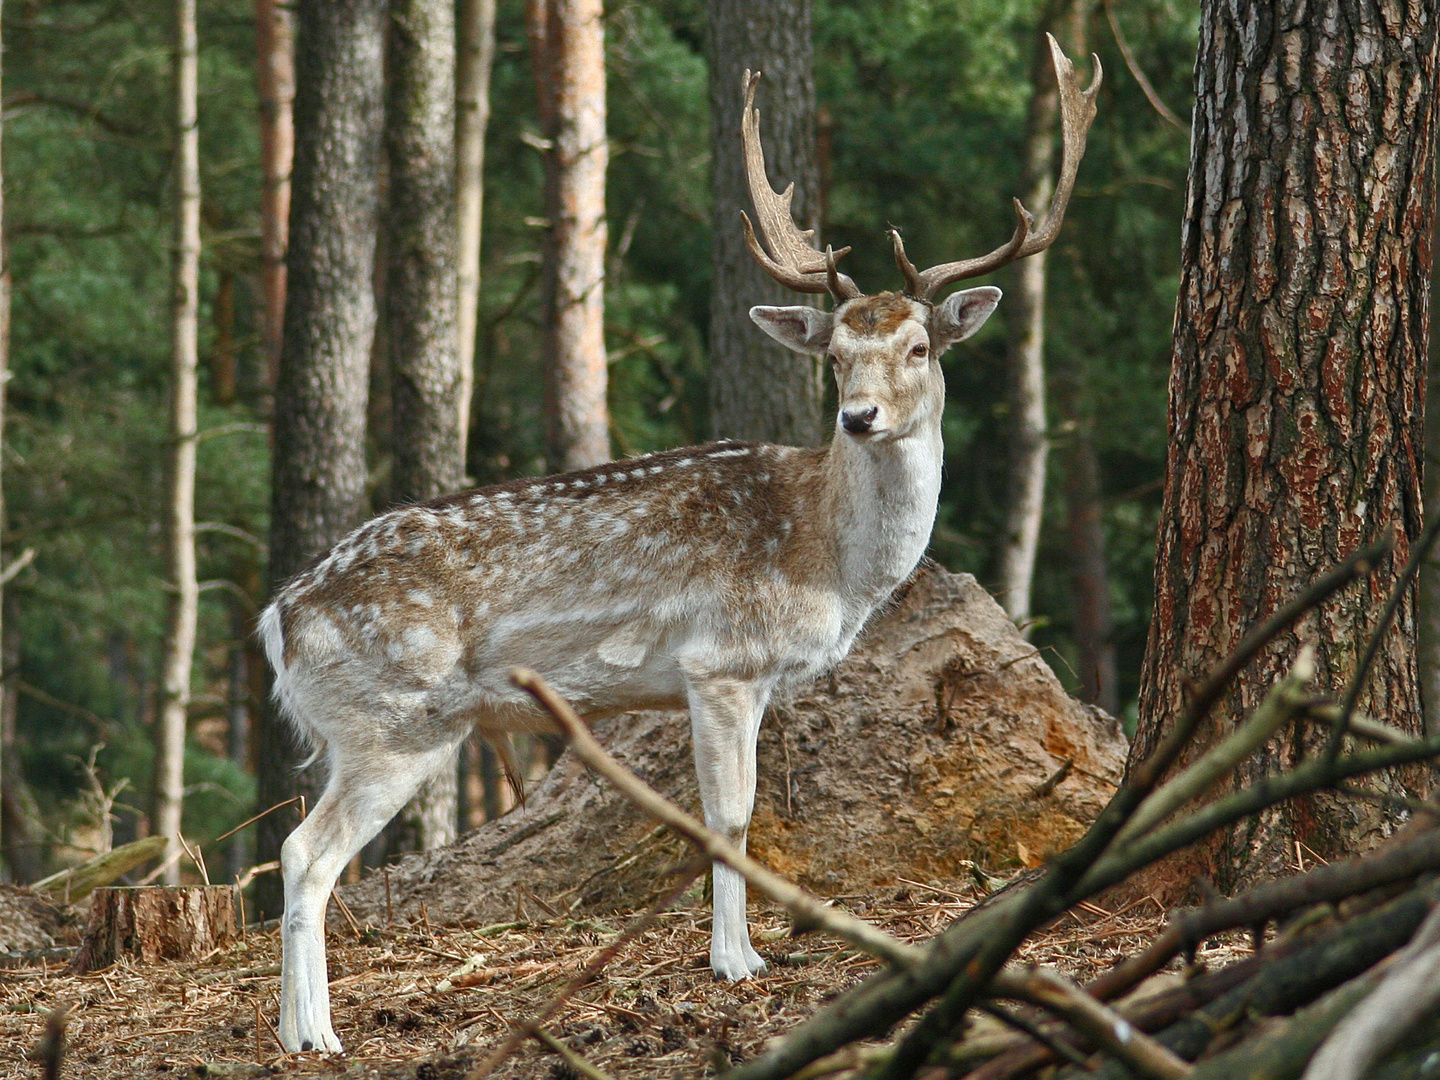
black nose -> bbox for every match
[841,406,878,434]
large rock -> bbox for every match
[340,565,1126,924]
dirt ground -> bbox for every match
[1,567,1151,1078]
[0,879,1263,1080]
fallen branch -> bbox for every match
[30,836,167,903]
[992,968,1192,1079]
[1300,901,1440,1080]
[1088,816,1440,1002]
[508,667,921,971]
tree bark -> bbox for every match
[705,0,823,446]
[254,0,295,390]
[456,0,496,457]
[70,886,237,972]
[530,0,609,472]
[1132,0,1437,892]
[382,0,463,855]
[254,0,384,918]
[0,0,9,879]
[153,0,201,886]
[1061,407,1118,715]
[1419,169,1440,736]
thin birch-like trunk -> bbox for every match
[996,6,1068,630]
[530,0,609,472]
[154,0,202,886]
[254,0,295,388]
[455,0,496,453]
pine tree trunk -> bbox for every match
[1063,421,1117,714]
[254,0,294,389]
[1132,0,1437,892]
[153,0,201,887]
[0,0,9,877]
[530,0,609,472]
[705,0,823,446]
[1419,185,1440,736]
[455,0,496,456]
[382,0,462,855]
[254,0,384,918]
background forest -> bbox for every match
[0,0,1195,881]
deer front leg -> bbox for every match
[686,674,769,979]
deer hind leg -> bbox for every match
[686,674,770,979]
[278,739,457,1053]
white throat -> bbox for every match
[826,409,944,604]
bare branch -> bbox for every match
[1103,0,1187,131]
[992,968,1193,1079]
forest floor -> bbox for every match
[0,883,1254,1080]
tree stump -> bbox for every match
[69,886,237,973]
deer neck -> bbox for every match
[819,403,943,605]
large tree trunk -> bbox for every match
[705,0,823,446]
[153,0,201,886]
[1132,0,1437,892]
[455,0,496,457]
[254,0,384,918]
[529,0,609,472]
[382,0,463,854]
[254,0,294,389]
[1420,186,1440,736]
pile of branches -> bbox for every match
[497,532,1440,1080]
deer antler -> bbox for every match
[894,34,1101,300]
[740,70,861,300]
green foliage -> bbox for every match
[0,0,1199,876]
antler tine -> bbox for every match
[913,35,1101,299]
[825,245,860,300]
[741,70,860,300]
[889,229,924,298]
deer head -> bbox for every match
[741,35,1101,440]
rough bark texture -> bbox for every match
[253,0,294,388]
[384,0,463,854]
[455,0,496,454]
[1419,190,1440,736]
[705,0,824,447]
[70,886,236,972]
[1132,0,1437,892]
[386,0,462,508]
[531,0,609,472]
[339,566,1127,926]
[255,0,384,917]
[153,0,201,886]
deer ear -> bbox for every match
[932,286,1002,352]
[750,306,835,355]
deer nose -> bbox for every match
[840,406,879,434]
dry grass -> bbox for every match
[0,877,1264,1080]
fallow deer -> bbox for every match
[262,36,1098,1053]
